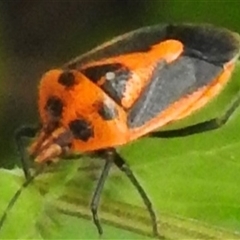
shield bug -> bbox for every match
[1,23,240,237]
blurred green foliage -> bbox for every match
[1,0,240,167]
[0,1,240,238]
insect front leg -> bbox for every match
[110,148,159,237]
[15,125,39,180]
[90,156,112,235]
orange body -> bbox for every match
[28,24,240,163]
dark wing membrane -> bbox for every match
[166,24,240,64]
[64,23,240,70]
[64,24,169,69]
[81,63,131,106]
[127,56,222,128]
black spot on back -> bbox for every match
[69,118,94,141]
[45,96,63,119]
[101,68,131,105]
[82,63,123,83]
[82,63,131,105]
[58,71,75,87]
[97,101,118,120]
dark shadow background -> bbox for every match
[0,0,240,168]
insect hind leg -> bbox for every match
[150,90,240,138]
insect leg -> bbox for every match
[15,125,39,180]
[150,90,240,138]
[0,168,42,231]
[110,148,159,237]
[90,159,112,235]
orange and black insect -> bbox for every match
[1,23,240,236]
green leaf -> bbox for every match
[1,64,240,239]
